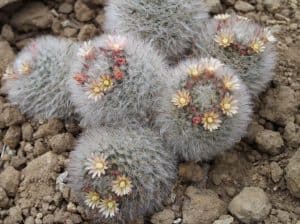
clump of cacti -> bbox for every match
[2,36,77,120]
[104,0,209,61]
[156,58,252,161]
[67,127,176,223]
[193,14,277,95]
[68,34,168,128]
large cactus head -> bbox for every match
[104,0,209,61]
[68,34,167,128]
[2,36,77,120]
[156,57,252,161]
[68,127,176,223]
[194,14,277,96]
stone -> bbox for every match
[228,187,271,223]
[246,121,264,144]
[259,86,298,126]
[33,139,48,156]
[0,106,23,128]
[11,2,53,31]
[179,161,205,182]
[263,0,281,12]
[58,2,73,14]
[43,214,54,224]
[95,13,105,27]
[21,123,33,141]
[3,125,21,149]
[255,130,284,156]
[182,187,226,224]
[33,119,64,139]
[0,0,20,8]
[283,122,300,148]
[205,0,223,14]
[63,27,78,38]
[151,209,175,224]
[0,166,20,196]
[78,24,97,41]
[74,0,95,22]
[270,162,283,183]
[213,215,234,224]
[0,187,9,208]
[4,206,23,224]
[234,1,255,12]
[0,40,15,75]
[49,133,75,154]
[285,149,300,198]
[1,24,14,42]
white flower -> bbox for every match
[78,41,96,60]
[85,191,101,209]
[250,39,266,54]
[200,58,224,75]
[214,13,231,20]
[18,62,31,75]
[214,30,234,48]
[112,175,133,196]
[85,153,108,178]
[99,198,119,218]
[3,65,17,79]
[263,28,276,43]
[87,80,104,102]
[222,75,241,91]
[107,35,126,51]
[203,111,222,132]
[220,94,239,117]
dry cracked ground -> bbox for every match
[0,0,299,224]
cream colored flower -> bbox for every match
[220,94,239,117]
[85,153,108,178]
[203,111,222,132]
[87,80,104,102]
[250,39,265,54]
[200,58,224,75]
[99,198,119,218]
[214,13,231,20]
[222,75,240,91]
[263,28,276,43]
[214,31,234,48]
[85,191,101,209]
[18,62,31,75]
[99,75,114,92]
[236,15,250,21]
[107,35,126,51]
[112,175,133,196]
[187,65,201,78]
[78,41,95,60]
[172,90,191,108]
[3,65,17,79]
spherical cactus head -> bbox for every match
[2,36,77,120]
[157,57,252,161]
[67,127,177,223]
[68,34,167,128]
[104,0,209,61]
[194,14,277,96]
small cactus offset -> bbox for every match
[156,58,252,161]
[68,34,168,128]
[2,36,77,120]
[104,0,209,61]
[67,127,177,223]
[193,14,277,96]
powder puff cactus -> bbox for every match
[156,58,252,161]
[104,0,209,61]
[193,14,277,96]
[2,36,77,120]
[67,127,176,223]
[68,34,167,128]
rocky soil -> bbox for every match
[0,0,299,223]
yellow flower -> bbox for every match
[187,65,201,78]
[250,39,265,54]
[220,94,239,117]
[19,63,31,75]
[85,191,101,209]
[172,90,191,108]
[203,111,222,132]
[112,175,133,196]
[222,75,240,91]
[88,80,105,102]
[85,153,108,178]
[214,31,234,48]
[99,75,114,92]
[99,198,119,218]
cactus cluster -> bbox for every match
[156,58,252,161]
[104,0,209,61]
[2,36,77,120]
[193,14,277,95]
[2,0,278,223]
[68,127,176,223]
[68,34,168,128]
